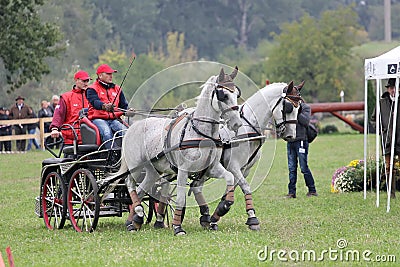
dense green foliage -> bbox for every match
[266,6,362,102]
[0,0,63,92]
[0,0,399,109]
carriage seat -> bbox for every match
[80,116,101,147]
[62,117,101,156]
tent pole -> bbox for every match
[364,79,368,200]
[387,79,399,212]
[376,79,381,207]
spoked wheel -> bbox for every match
[41,171,67,230]
[142,196,156,224]
[164,182,186,226]
[67,169,100,232]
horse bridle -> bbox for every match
[271,94,301,136]
[211,83,241,115]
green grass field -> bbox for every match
[0,134,399,266]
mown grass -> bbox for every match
[0,134,399,266]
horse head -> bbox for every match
[210,66,242,132]
[272,81,304,141]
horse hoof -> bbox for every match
[248,224,261,231]
[173,225,186,236]
[200,221,211,228]
[209,223,218,231]
[200,214,211,228]
[246,217,260,226]
[175,231,186,236]
[126,222,140,232]
[154,221,167,229]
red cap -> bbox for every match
[96,64,117,74]
[74,70,91,80]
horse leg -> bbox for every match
[207,163,235,231]
[235,168,260,231]
[154,178,170,229]
[125,171,145,231]
[190,178,211,228]
[172,170,188,235]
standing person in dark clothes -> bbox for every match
[285,101,318,198]
[8,96,33,152]
[371,78,400,198]
[0,107,12,152]
[38,100,54,133]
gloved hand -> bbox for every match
[50,128,60,138]
[102,103,115,112]
[125,108,136,117]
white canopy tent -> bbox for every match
[364,45,400,212]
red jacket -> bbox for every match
[50,87,88,144]
[87,80,124,120]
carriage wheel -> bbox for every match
[164,182,186,226]
[142,196,156,224]
[67,169,100,232]
[42,172,67,230]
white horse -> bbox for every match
[109,67,242,235]
[153,81,303,231]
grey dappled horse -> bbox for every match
[187,81,304,231]
[111,67,242,235]
[145,81,303,232]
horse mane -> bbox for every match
[195,75,218,104]
[250,82,287,102]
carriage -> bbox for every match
[34,115,178,232]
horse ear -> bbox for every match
[285,81,294,93]
[230,66,238,80]
[296,80,305,91]
[218,68,225,82]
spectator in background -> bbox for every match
[50,70,91,146]
[49,95,60,113]
[26,108,40,151]
[38,100,53,133]
[0,107,12,152]
[8,96,33,152]
[371,78,400,198]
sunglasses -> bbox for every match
[80,79,90,83]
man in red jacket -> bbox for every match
[86,64,129,148]
[50,70,91,145]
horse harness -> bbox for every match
[223,92,302,168]
[151,84,240,177]
[222,105,264,168]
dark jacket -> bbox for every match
[291,102,311,142]
[8,103,32,120]
[0,112,11,134]
[27,111,38,131]
[371,91,400,155]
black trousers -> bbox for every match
[14,124,27,151]
[0,129,12,151]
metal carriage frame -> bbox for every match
[36,117,176,232]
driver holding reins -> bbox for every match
[86,64,132,149]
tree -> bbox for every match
[0,0,63,92]
[266,6,362,102]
